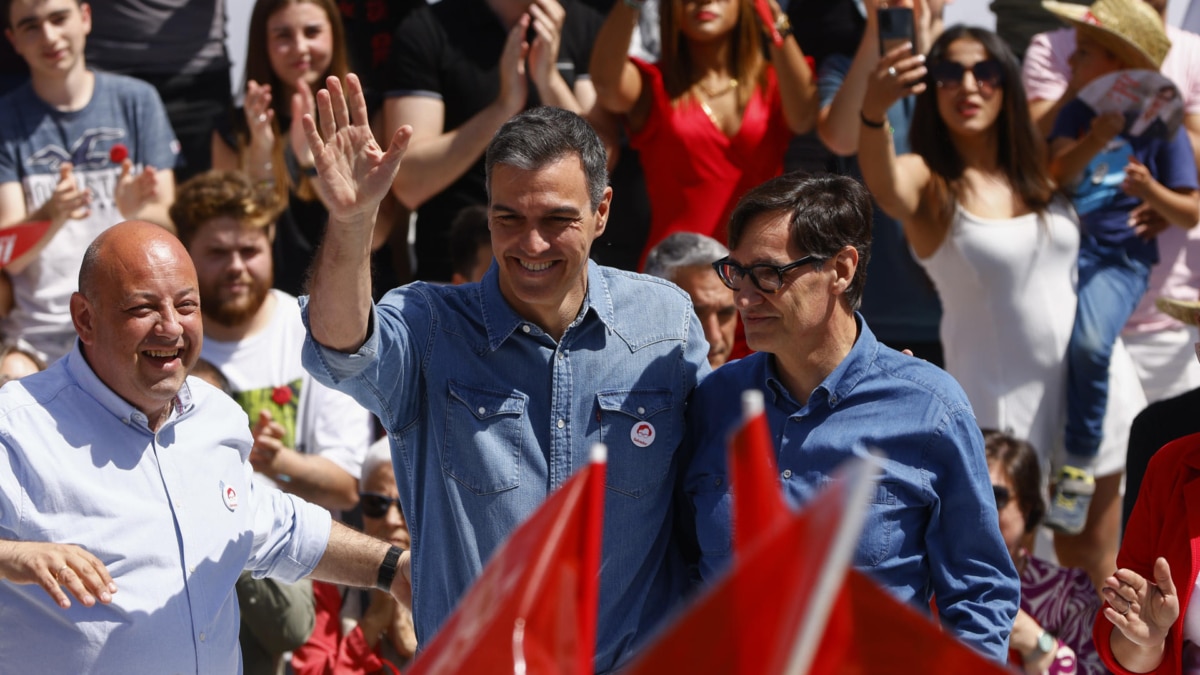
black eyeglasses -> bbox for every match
[711,255,824,294]
[928,59,1004,95]
[992,484,1012,511]
[360,492,403,519]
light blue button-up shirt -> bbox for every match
[301,262,710,673]
[683,316,1020,662]
[0,345,332,674]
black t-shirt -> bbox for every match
[385,0,603,281]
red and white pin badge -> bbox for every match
[220,481,239,511]
[630,421,656,448]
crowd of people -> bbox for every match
[2,0,1200,673]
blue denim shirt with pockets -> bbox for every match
[301,261,710,673]
[683,316,1019,662]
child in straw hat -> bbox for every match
[1043,0,1199,535]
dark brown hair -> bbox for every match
[659,0,767,111]
[910,26,1056,228]
[982,429,1045,533]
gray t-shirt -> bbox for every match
[0,71,179,361]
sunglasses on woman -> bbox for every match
[928,59,1004,95]
[992,484,1012,511]
[360,492,403,519]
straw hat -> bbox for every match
[1042,0,1171,70]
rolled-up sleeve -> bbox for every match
[926,408,1021,662]
[245,479,332,584]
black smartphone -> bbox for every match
[878,7,915,56]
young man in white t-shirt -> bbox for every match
[172,169,373,514]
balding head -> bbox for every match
[71,221,203,429]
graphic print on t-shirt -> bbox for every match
[233,377,303,450]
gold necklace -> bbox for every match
[697,77,737,99]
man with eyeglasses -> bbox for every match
[681,172,1019,662]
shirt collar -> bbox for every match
[479,261,615,350]
[763,313,878,410]
[64,341,194,429]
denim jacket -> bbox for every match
[682,316,1020,662]
[301,262,709,673]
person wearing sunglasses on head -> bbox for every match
[984,430,1106,675]
[293,438,417,675]
[683,172,1019,662]
[857,25,1140,589]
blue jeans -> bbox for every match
[1065,241,1151,460]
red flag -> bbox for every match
[809,569,1014,675]
[730,389,789,545]
[405,445,606,675]
[0,220,52,268]
[623,439,876,675]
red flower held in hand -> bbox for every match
[272,385,293,406]
[109,143,128,164]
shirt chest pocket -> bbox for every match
[597,389,678,498]
[855,481,900,568]
[443,381,527,495]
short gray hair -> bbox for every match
[485,107,609,211]
[360,437,393,483]
[643,232,729,281]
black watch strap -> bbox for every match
[375,545,404,592]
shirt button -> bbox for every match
[478,407,486,415]
[637,406,645,415]
[781,469,792,479]
[198,632,206,642]
[557,351,565,360]
[521,324,531,334]
[556,419,565,429]
[188,566,195,574]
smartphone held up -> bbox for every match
[878,6,915,56]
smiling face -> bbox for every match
[71,223,202,426]
[188,216,274,330]
[488,154,609,336]
[266,0,333,91]
[5,0,90,80]
[934,38,1004,138]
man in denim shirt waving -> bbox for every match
[298,75,709,673]
[683,173,1020,662]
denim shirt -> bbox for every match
[682,316,1019,662]
[301,262,710,673]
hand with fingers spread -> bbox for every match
[1103,556,1178,668]
[303,74,413,227]
[527,0,566,93]
[862,42,927,124]
[0,540,117,609]
[114,160,159,219]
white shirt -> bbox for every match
[0,344,332,674]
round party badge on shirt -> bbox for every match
[631,421,656,448]
[220,481,239,511]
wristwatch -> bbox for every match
[375,545,404,592]
[1029,629,1056,659]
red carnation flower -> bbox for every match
[109,143,128,164]
[272,385,293,406]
